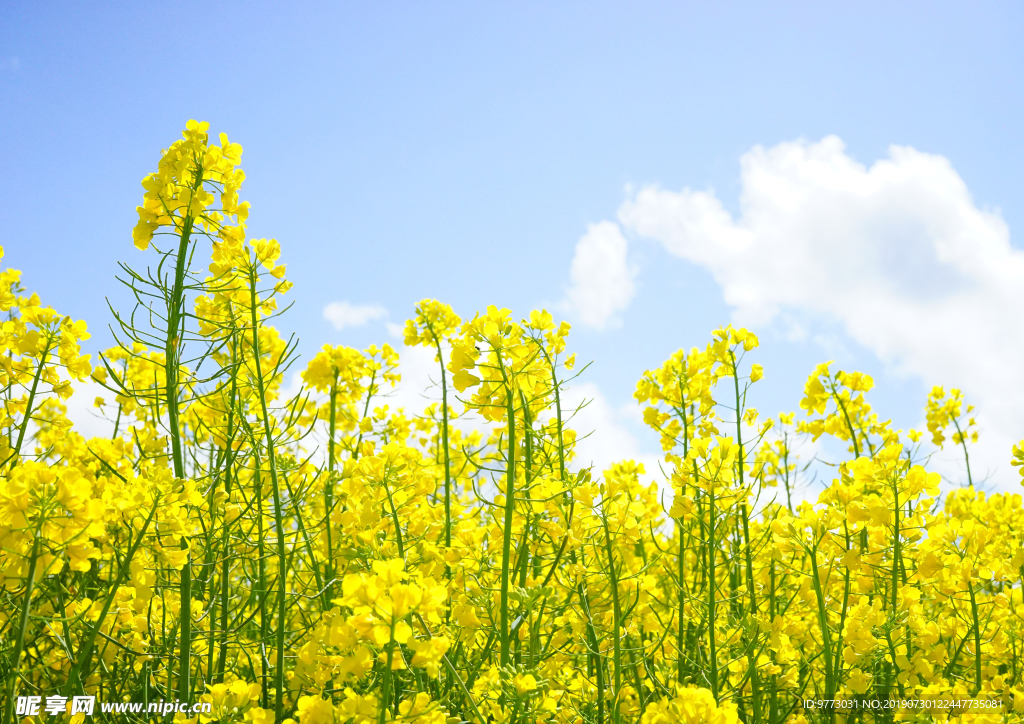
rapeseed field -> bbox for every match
[2,122,1022,724]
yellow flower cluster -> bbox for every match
[3,123,1024,724]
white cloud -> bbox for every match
[323,301,388,330]
[560,381,662,483]
[617,135,1024,490]
[562,221,636,330]
[385,343,445,416]
[62,378,116,441]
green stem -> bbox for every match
[381,469,406,559]
[730,353,757,616]
[601,508,623,724]
[951,417,973,487]
[496,348,517,668]
[833,384,862,459]
[247,266,288,721]
[415,613,486,724]
[676,401,692,685]
[890,486,900,616]
[677,517,686,684]
[707,472,719,699]
[168,168,204,701]
[325,379,337,602]
[576,570,604,724]
[429,330,453,560]
[379,619,397,724]
[9,335,55,470]
[516,390,534,668]
[969,581,983,695]
[284,474,329,612]
[254,463,269,707]
[65,498,160,696]
[216,331,239,683]
[2,530,41,724]
[808,542,835,721]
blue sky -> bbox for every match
[2,2,1023,492]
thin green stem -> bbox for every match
[951,417,974,487]
[969,581,983,695]
[707,472,719,699]
[600,507,623,724]
[730,353,757,616]
[379,619,397,724]
[428,330,453,558]
[2,529,41,724]
[808,542,835,721]
[169,165,204,701]
[246,266,288,721]
[325,380,338,601]
[9,335,55,470]
[65,498,160,696]
[496,347,517,668]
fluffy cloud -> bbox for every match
[562,221,636,329]
[63,378,118,441]
[384,339,447,417]
[617,136,1024,489]
[323,301,388,330]
[559,381,662,484]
